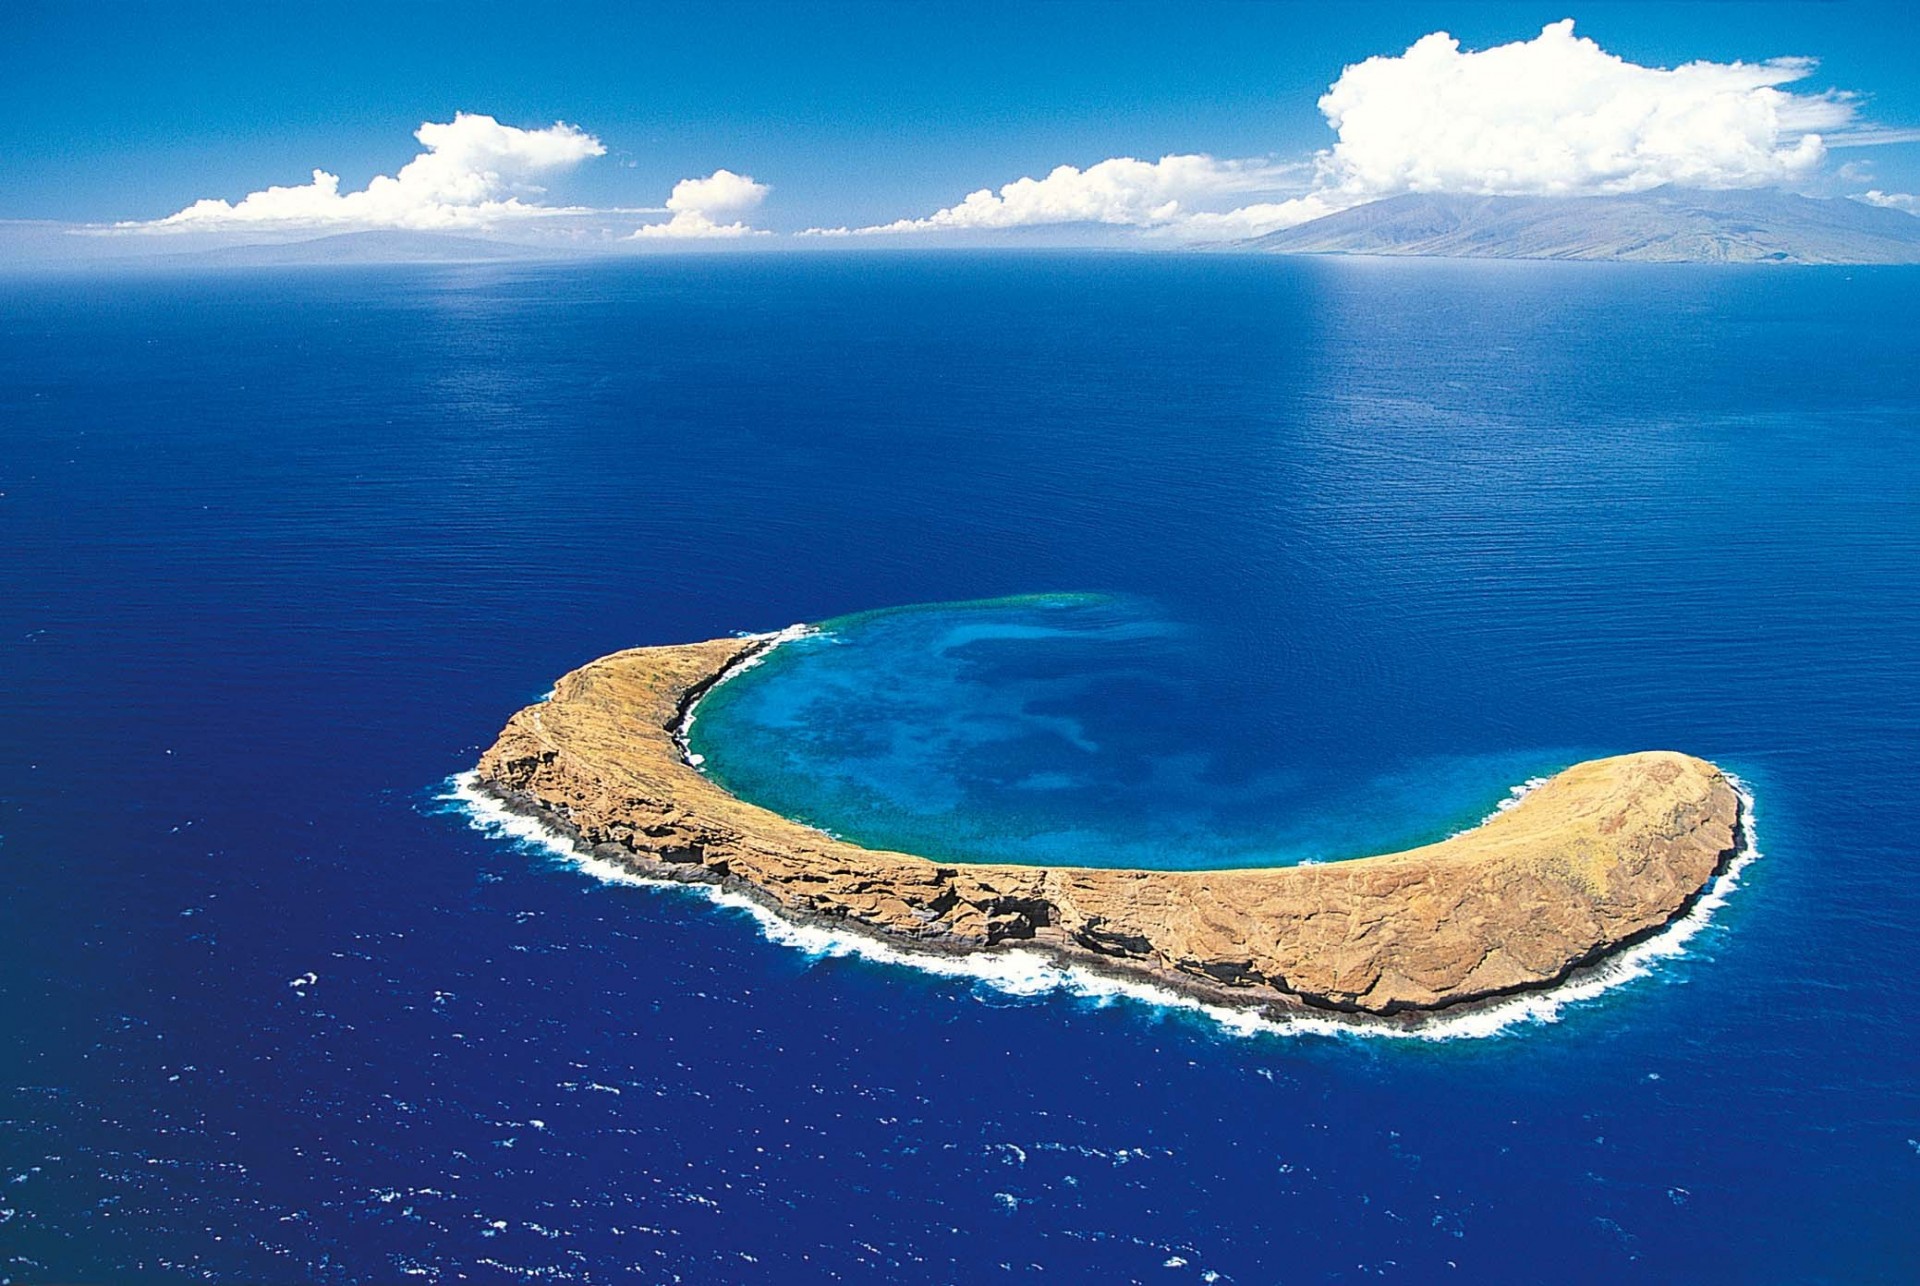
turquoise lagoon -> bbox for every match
[689,594,1587,870]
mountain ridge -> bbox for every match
[1244,188,1920,264]
[163,229,565,267]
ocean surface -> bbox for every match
[1,253,1916,1282]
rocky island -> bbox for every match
[474,633,1743,1018]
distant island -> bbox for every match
[474,631,1744,1019]
[144,229,562,269]
[1245,187,1920,264]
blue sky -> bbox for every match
[4,1,1917,244]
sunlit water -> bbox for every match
[2,255,1916,1282]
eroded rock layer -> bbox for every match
[475,635,1741,1016]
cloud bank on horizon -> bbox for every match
[114,20,1911,246]
[805,155,1339,240]
[125,111,768,240]
[825,19,1872,239]
[135,113,607,232]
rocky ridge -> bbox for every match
[475,635,1742,1017]
[1244,188,1920,264]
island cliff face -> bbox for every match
[475,636,1742,1017]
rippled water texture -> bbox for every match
[3,255,1917,1282]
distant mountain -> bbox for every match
[165,229,559,267]
[1245,188,1920,264]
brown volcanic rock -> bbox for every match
[475,635,1741,1016]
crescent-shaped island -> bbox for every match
[474,631,1744,1019]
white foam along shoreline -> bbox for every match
[671,624,814,767]
[436,767,1759,1044]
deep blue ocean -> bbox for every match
[2,254,1916,1283]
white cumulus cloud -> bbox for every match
[634,168,771,238]
[1167,194,1350,240]
[130,113,606,232]
[841,20,1864,243]
[1856,189,1919,214]
[814,155,1303,237]
[1317,19,1853,200]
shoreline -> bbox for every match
[670,624,811,769]
[443,770,1758,1040]
[473,634,1745,1019]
